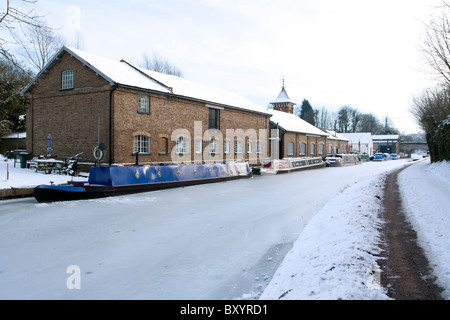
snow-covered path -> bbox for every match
[0,159,410,299]
[261,158,450,300]
[398,160,450,299]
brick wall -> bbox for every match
[26,52,111,162]
[112,88,270,165]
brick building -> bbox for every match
[322,129,349,155]
[22,47,272,165]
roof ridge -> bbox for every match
[120,59,173,93]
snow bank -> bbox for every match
[260,172,390,300]
[398,159,450,299]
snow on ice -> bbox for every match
[0,154,449,300]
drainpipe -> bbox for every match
[109,85,118,165]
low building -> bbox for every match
[340,132,373,155]
[0,132,26,156]
[372,134,400,154]
[22,47,272,165]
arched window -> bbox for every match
[299,142,306,155]
[209,139,219,154]
[310,143,315,155]
[235,140,243,154]
[133,135,150,154]
[319,143,324,155]
[159,137,168,155]
[287,142,294,156]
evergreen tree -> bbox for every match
[0,58,32,136]
[299,99,315,125]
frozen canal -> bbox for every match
[0,160,409,299]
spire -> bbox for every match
[270,77,296,114]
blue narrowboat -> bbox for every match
[34,162,251,203]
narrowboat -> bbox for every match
[324,154,361,167]
[259,157,325,175]
[34,162,252,203]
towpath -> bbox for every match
[379,166,444,300]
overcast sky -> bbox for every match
[13,0,447,133]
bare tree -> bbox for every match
[73,30,84,50]
[411,85,450,161]
[337,105,352,132]
[140,52,184,77]
[316,106,330,128]
[349,108,361,132]
[411,85,450,132]
[358,113,382,133]
[421,1,450,84]
[0,0,44,70]
[11,20,65,72]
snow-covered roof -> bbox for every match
[268,109,327,136]
[372,135,400,141]
[1,132,26,139]
[133,65,270,115]
[340,132,373,144]
[271,86,295,105]
[22,46,271,116]
[323,129,349,141]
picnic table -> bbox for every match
[31,158,66,174]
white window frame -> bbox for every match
[247,141,252,154]
[176,137,190,154]
[235,140,243,154]
[195,139,202,154]
[138,95,150,113]
[61,70,74,90]
[310,143,315,155]
[299,142,306,155]
[287,142,294,156]
[319,143,324,155]
[256,141,262,154]
[133,135,150,154]
[224,140,230,154]
[209,139,220,154]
